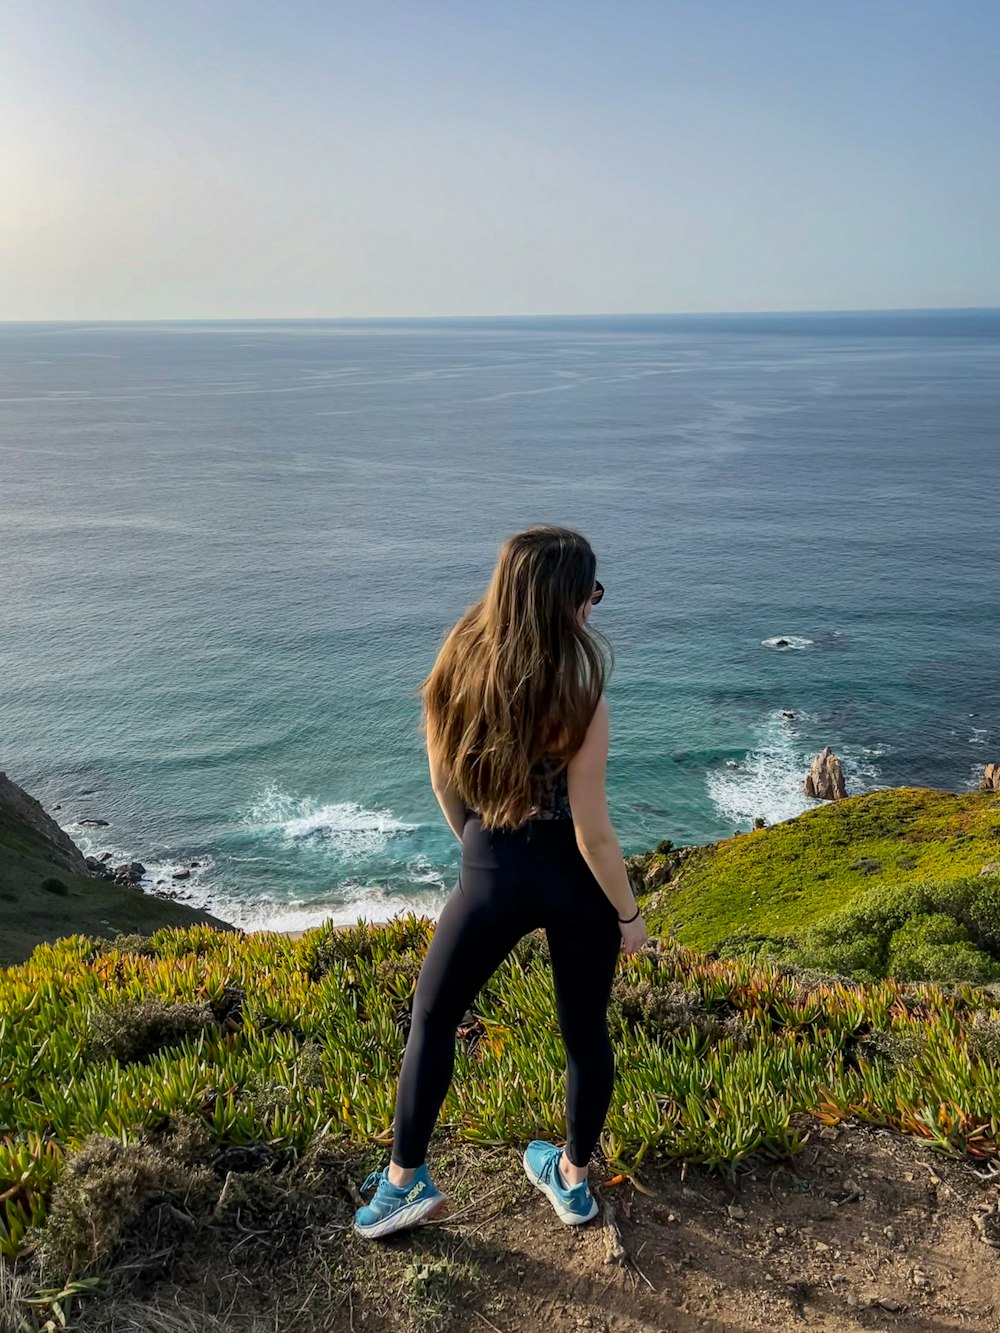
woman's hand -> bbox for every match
[618,912,648,955]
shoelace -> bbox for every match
[361,1169,386,1196]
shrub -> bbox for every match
[89,998,219,1064]
[31,1135,213,1282]
[888,914,1000,985]
[793,876,1000,982]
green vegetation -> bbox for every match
[786,877,1000,983]
[3,782,1000,1327]
[4,915,1000,1282]
[638,787,1000,962]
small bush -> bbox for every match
[610,977,746,1044]
[887,914,1000,985]
[89,998,218,1064]
[969,1012,1000,1062]
[31,1135,213,1282]
[792,876,1000,982]
[40,877,69,896]
[856,1029,923,1068]
[102,933,156,955]
[713,931,783,961]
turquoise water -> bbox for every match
[2,313,998,930]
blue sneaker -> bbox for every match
[522,1140,599,1225]
[353,1163,448,1239]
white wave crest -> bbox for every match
[761,635,814,650]
[66,816,445,932]
[705,711,886,829]
[239,888,446,935]
[240,784,415,857]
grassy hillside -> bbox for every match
[4,780,1000,1328]
[0,772,234,966]
[4,918,1000,1274]
[637,786,1000,956]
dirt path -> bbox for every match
[52,1122,1000,1332]
[470,1124,1000,1332]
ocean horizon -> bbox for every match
[3,310,998,932]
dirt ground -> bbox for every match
[31,1118,997,1333]
[455,1122,1000,1333]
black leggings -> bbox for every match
[391,815,622,1170]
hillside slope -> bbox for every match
[634,786,1000,953]
[0,771,233,965]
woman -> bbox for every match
[355,525,647,1239]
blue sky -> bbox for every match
[2,0,998,317]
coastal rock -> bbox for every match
[111,861,145,885]
[0,772,90,875]
[172,868,191,880]
[85,856,114,879]
[775,638,790,648]
[782,711,796,720]
[625,842,699,895]
[979,763,1000,792]
[804,747,848,801]
[78,818,110,827]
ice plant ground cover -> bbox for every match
[4,917,1000,1264]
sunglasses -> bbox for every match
[591,580,605,606]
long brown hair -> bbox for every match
[420,525,609,830]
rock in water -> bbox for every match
[804,747,848,800]
[980,763,1000,792]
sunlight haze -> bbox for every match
[2,0,998,319]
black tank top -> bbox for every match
[527,755,573,821]
[465,755,572,824]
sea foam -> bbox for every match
[705,710,887,830]
[761,635,815,650]
[241,783,416,858]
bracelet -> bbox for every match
[618,906,641,924]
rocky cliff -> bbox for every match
[0,770,233,966]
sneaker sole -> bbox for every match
[353,1194,448,1240]
[522,1152,599,1226]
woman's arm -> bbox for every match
[427,737,467,843]
[567,695,648,954]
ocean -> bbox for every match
[2,312,998,931]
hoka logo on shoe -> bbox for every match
[405,1180,427,1203]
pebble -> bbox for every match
[815,1241,831,1254]
[727,1204,746,1221]
[878,1297,904,1313]
[774,1225,787,1237]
